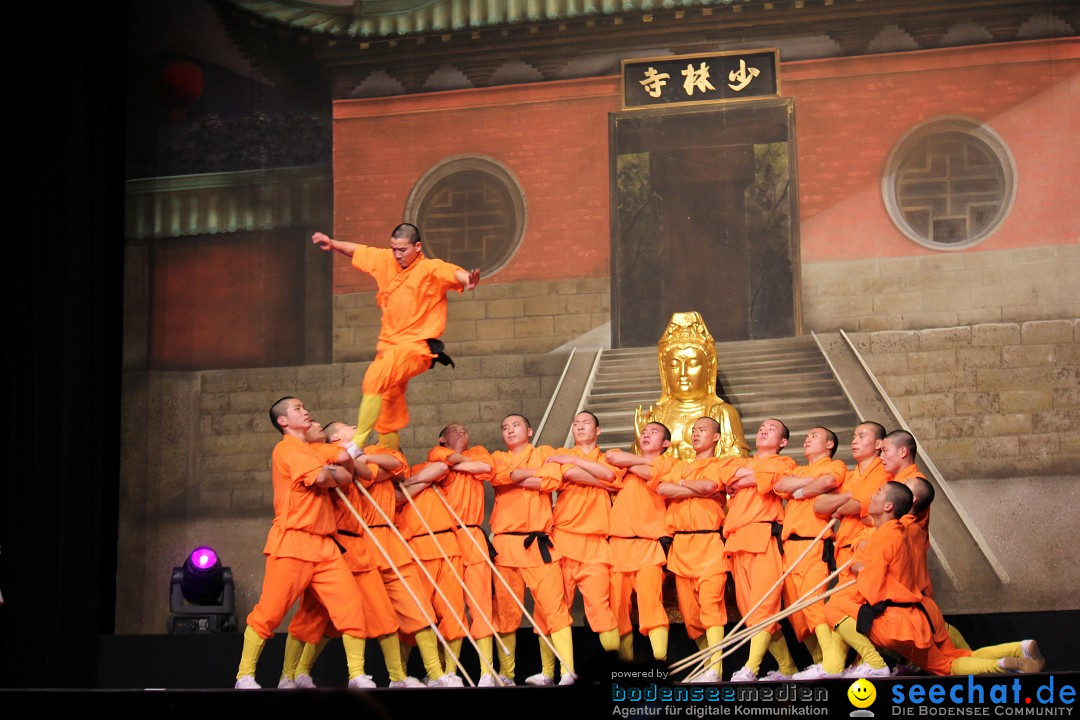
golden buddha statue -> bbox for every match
[634,311,749,461]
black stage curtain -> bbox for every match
[2,6,125,687]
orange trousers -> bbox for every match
[246,555,365,639]
[674,572,728,640]
[612,564,668,636]
[362,342,433,434]
[729,546,784,634]
[561,557,617,633]
[492,563,572,635]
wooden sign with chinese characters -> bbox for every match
[621,49,780,109]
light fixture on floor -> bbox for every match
[167,545,237,633]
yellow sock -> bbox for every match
[444,638,464,674]
[377,431,399,451]
[769,631,799,675]
[804,634,822,665]
[539,634,557,677]
[353,394,382,447]
[823,631,850,675]
[949,623,972,651]
[951,656,1003,674]
[400,638,412,674]
[342,634,367,679]
[705,626,725,675]
[415,628,446,680]
[599,628,620,653]
[476,635,495,676]
[379,634,407,682]
[550,626,575,675]
[619,633,634,662]
[971,641,1023,659]
[812,624,833,666]
[746,630,772,674]
[695,635,709,652]
[497,631,516,679]
[281,634,304,679]
[833,618,886,669]
[237,626,266,679]
[297,636,330,675]
[648,626,669,662]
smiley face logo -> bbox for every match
[847,678,877,709]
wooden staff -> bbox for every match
[396,475,510,660]
[332,486,470,686]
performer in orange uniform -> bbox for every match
[725,419,800,682]
[279,421,422,689]
[426,424,502,686]
[398,457,474,686]
[824,482,1043,676]
[773,427,846,678]
[312,225,480,451]
[489,414,576,685]
[883,430,972,653]
[812,421,890,677]
[234,398,367,689]
[540,411,623,680]
[655,417,731,683]
[604,422,679,664]
[334,423,459,687]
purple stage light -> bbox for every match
[190,547,218,570]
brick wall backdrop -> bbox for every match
[849,319,1080,479]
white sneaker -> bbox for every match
[558,673,577,686]
[792,664,834,680]
[428,673,465,687]
[294,673,316,689]
[730,666,758,682]
[389,676,427,688]
[525,672,555,686]
[478,674,498,687]
[1022,640,1046,672]
[277,675,296,689]
[348,674,377,689]
[688,669,721,684]
[763,670,791,682]
[234,674,261,690]
[844,663,890,678]
[498,674,516,686]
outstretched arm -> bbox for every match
[455,268,481,290]
[312,231,358,258]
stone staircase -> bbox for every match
[580,335,860,463]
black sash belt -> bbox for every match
[771,521,784,556]
[338,530,361,538]
[468,524,499,561]
[857,600,936,636]
[409,527,455,541]
[502,531,554,563]
[368,524,390,529]
[426,338,455,369]
[330,535,347,555]
[674,529,722,535]
[786,534,837,573]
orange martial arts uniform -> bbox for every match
[831,456,891,576]
[350,244,467,435]
[723,454,796,635]
[355,446,436,636]
[658,456,730,643]
[246,436,367,641]
[775,456,847,642]
[824,519,977,676]
[287,480,400,644]
[609,455,678,640]
[428,444,497,641]
[397,462,466,643]
[894,463,933,598]
[549,446,623,635]
[489,443,573,635]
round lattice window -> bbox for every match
[405,156,526,276]
[883,117,1016,250]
